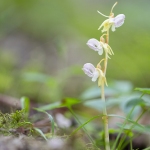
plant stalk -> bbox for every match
[100,29,110,150]
[101,81,110,150]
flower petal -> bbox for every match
[111,24,116,32]
[87,38,102,52]
[114,14,125,27]
[82,63,95,77]
[92,70,99,82]
[98,49,103,55]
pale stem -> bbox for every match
[97,10,109,18]
[101,81,110,150]
[106,30,109,48]
[110,2,118,14]
[101,29,110,150]
[104,30,109,75]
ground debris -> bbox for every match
[0,136,64,150]
[0,135,91,150]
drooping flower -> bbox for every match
[98,14,125,32]
[86,38,103,55]
[111,14,125,32]
[86,38,114,58]
[82,63,100,82]
[82,63,107,86]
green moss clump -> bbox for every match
[0,109,33,136]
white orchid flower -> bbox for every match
[86,38,103,55]
[111,14,125,32]
[98,14,125,32]
[82,63,100,82]
[86,38,114,58]
[82,63,107,86]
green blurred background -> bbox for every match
[0,0,150,102]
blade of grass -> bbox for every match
[44,112,55,136]
[121,133,136,150]
[70,114,101,136]
[116,100,149,150]
[34,127,48,141]
[68,107,99,149]
[108,114,144,128]
[117,108,147,150]
[111,105,136,150]
[34,108,55,137]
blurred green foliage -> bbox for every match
[0,0,150,102]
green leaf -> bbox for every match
[80,81,133,100]
[109,128,119,134]
[112,80,133,93]
[122,98,145,109]
[20,97,30,111]
[34,127,47,141]
[131,125,150,134]
[83,99,105,111]
[37,97,81,111]
[120,97,144,117]
[60,97,81,108]
[84,98,121,111]
[135,88,150,95]
[38,102,61,111]
[80,86,101,100]
[20,97,30,120]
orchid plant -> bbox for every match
[82,2,125,150]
